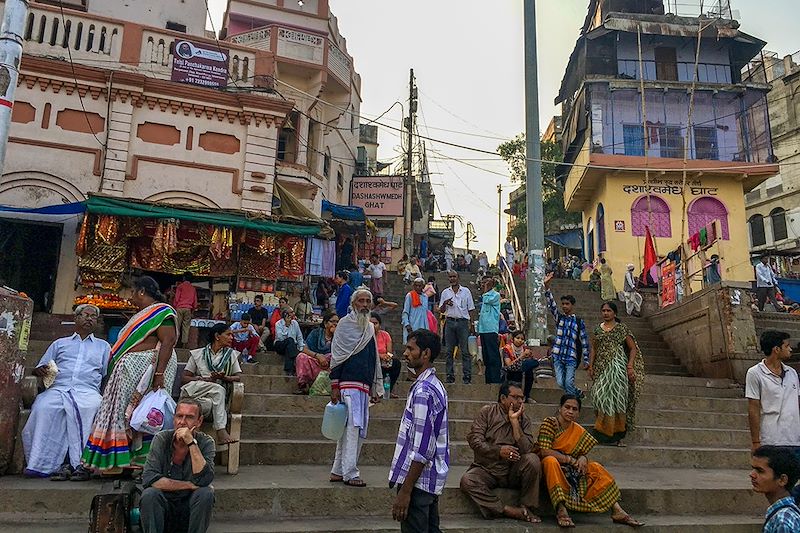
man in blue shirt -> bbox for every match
[751,446,800,533]
[478,276,502,384]
[334,270,354,319]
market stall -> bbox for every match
[74,195,329,336]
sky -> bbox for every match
[208,0,797,258]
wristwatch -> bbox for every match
[188,439,198,447]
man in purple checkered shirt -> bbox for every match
[389,329,449,533]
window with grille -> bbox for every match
[749,215,766,247]
[658,126,684,159]
[771,208,788,242]
[688,197,729,240]
[694,126,718,160]
[623,124,645,156]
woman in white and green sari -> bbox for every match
[587,301,645,446]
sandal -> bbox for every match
[50,464,73,482]
[612,514,644,528]
[69,466,91,482]
[343,478,367,487]
[329,475,343,483]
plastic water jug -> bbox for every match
[321,401,347,441]
[383,375,391,400]
[468,335,478,357]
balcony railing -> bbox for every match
[617,59,732,84]
[585,84,774,164]
[22,6,123,62]
[328,42,351,85]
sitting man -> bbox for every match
[247,295,269,352]
[229,313,259,363]
[141,398,215,533]
[274,307,305,376]
[22,304,110,480]
[460,381,542,524]
[181,323,242,445]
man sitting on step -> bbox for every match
[22,304,110,480]
[141,398,215,533]
[460,381,542,524]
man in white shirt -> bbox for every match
[504,237,515,269]
[368,254,387,299]
[274,308,305,376]
[755,256,781,312]
[23,304,110,480]
[746,329,800,453]
[439,271,476,384]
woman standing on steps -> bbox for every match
[588,301,645,447]
[599,258,617,302]
[78,276,178,479]
[538,394,644,528]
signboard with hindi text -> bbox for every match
[350,176,404,217]
[171,40,229,88]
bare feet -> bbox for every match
[556,504,575,528]
[216,429,239,445]
[611,502,644,527]
[502,505,541,523]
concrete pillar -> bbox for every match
[240,117,278,213]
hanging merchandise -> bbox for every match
[210,226,234,260]
[280,237,306,278]
[258,234,277,256]
[76,214,91,256]
[239,246,279,280]
[305,238,336,277]
[96,215,120,244]
[78,242,128,289]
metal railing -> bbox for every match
[499,259,526,328]
[617,59,732,84]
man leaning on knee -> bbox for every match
[460,381,543,523]
[141,398,215,533]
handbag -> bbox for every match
[130,389,176,435]
[309,371,332,396]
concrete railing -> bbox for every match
[276,27,324,65]
[20,4,123,62]
[327,41,350,84]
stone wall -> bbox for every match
[646,282,761,383]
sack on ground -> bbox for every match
[130,389,176,435]
[309,371,332,396]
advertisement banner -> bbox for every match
[661,261,676,308]
[350,176,404,217]
[171,40,229,88]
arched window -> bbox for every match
[631,195,671,237]
[597,203,606,253]
[771,208,788,242]
[586,218,594,263]
[749,214,766,247]
[688,197,729,240]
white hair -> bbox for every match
[350,287,373,305]
[74,304,100,317]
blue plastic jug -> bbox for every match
[321,401,347,441]
[468,335,478,357]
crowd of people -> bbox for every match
[17,253,800,531]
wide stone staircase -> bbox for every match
[0,275,764,531]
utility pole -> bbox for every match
[496,184,502,257]
[523,0,547,344]
[403,68,417,258]
[0,0,30,177]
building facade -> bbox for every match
[0,0,361,313]
[745,51,800,257]
[556,0,779,289]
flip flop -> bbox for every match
[343,478,367,487]
[329,475,343,483]
[612,514,644,528]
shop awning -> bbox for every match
[545,229,583,250]
[0,201,86,215]
[321,200,365,222]
[85,195,325,237]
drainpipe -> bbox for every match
[0,0,30,177]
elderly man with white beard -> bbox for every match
[328,287,384,487]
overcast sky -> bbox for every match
[208,0,797,258]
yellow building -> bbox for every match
[557,0,779,289]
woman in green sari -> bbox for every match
[588,301,645,446]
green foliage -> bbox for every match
[497,134,580,236]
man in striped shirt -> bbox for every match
[389,329,449,533]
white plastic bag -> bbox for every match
[130,389,176,435]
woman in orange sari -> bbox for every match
[538,394,643,528]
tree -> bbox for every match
[497,134,580,241]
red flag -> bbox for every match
[642,226,657,280]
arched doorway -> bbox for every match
[597,203,606,254]
[586,217,595,262]
[688,197,729,239]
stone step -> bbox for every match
[241,414,750,447]
[2,515,762,532]
[0,466,762,521]
[242,395,747,429]
[235,441,750,469]
[239,375,744,406]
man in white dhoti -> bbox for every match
[180,323,242,445]
[622,264,643,316]
[329,288,383,487]
[23,304,110,480]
